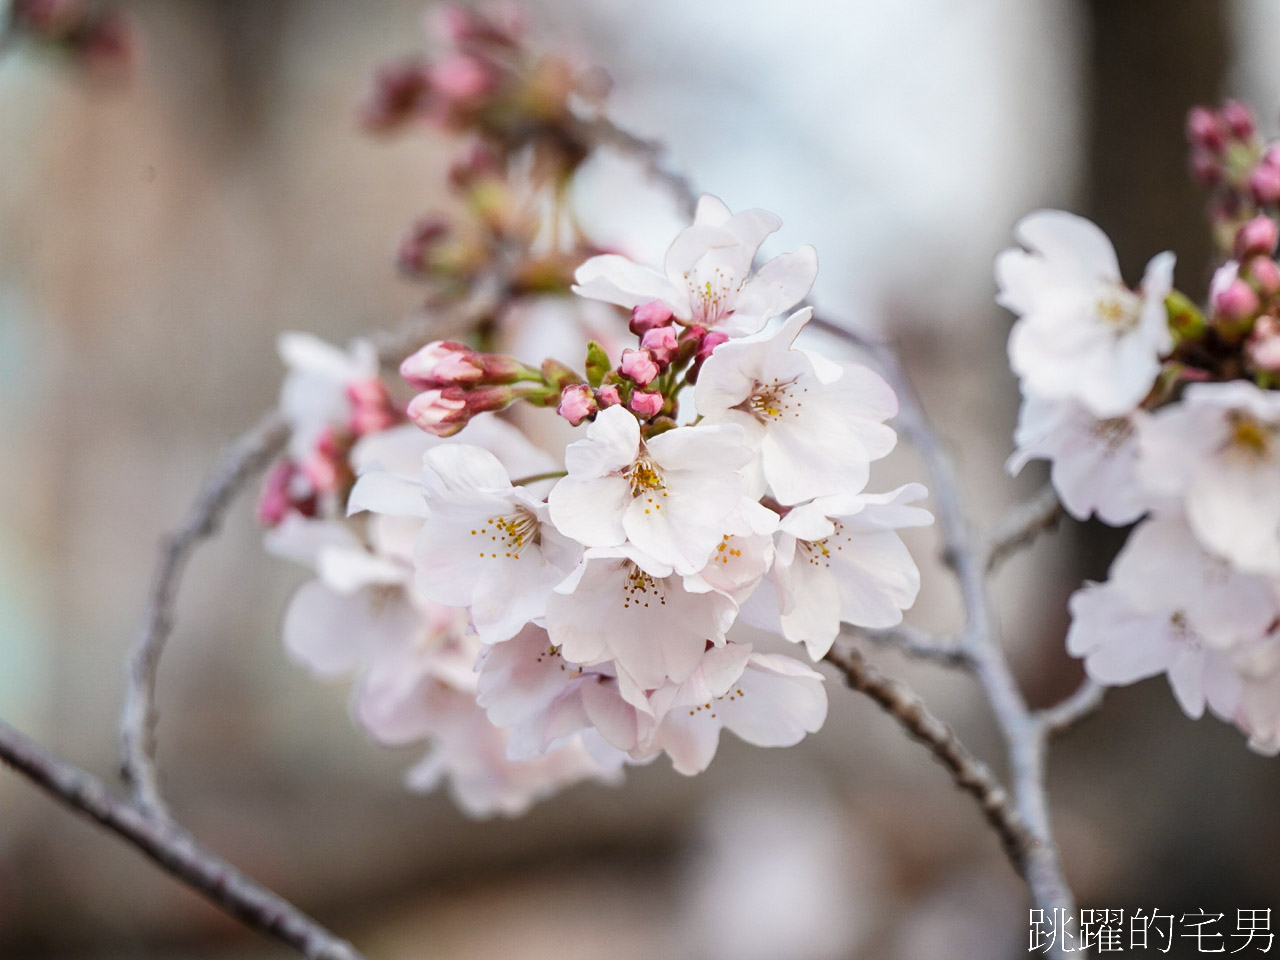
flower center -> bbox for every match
[798,521,846,568]
[743,376,805,423]
[685,266,740,325]
[710,534,743,565]
[1095,286,1142,332]
[471,506,540,559]
[1090,416,1134,452]
[622,563,667,610]
[1226,410,1275,460]
[624,453,670,515]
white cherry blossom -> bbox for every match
[694,307,898,505]
[547,405,751,574]
[767,484,932,659]
[277,332,379,461]
[543,543,738,705]
[997,210,1175,418]
[412,444,581,643]
[573,194,818,338]
[1008,393,1152,526]
[1139,380,1280,575]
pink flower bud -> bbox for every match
[1216,278,1261,322]
[1251,165,1280,206]
[406,388,470,436]
[433,3,521,49]
[1186,106,1225,153]
[619,348,660,386]
[687,329,729,385]
[401,341,484,390]
[1236,217,1279,259]
[597,384,622,407]
[1248,315,1280,372]
[346,379,399,436]
[359,58,430,133]
[628,390,663,418]
[1222,100,1256,141]
[1189,150,1221,186]
[428,53,497,105]
[1248,257,1280,297]
[557,384,598,425]
[302,427,351,495]
[257,460,298,527]
[629,300,675,336]
[640,325,679,365]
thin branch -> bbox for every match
[0,719,366,960]
[572,115,699,219]
[1035,679,1105,738]
[984,484,1065,573]
[853,622,973,667]
[119,411,290,817]
[824,642,1031,871]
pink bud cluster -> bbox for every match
[399,341,562,436]
[554,301,728,428]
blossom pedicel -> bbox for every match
[999,98,1280,755]
[261,195,932,814]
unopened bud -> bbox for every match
[401,341,485,390]
[619,348,660,386]
[687,329,729,384]
[640,325,679,365]
[1250,165,1280,206]
[257,460,299,527]
[629,390,663,418]
[407,384,526,436]
[557,384,598,425]
[359,58,430,133]
[1189,150,1222,186]
[1187,106,1226,153]
[1222,100,1256,141]
[597,384,622,407]
[1216,278,1261,323]
[302,427,352,495]
[1247,257,1280,297]
[1236,217,1279,259]
[629,300,675,336]
[428,53,498,109]
[346,378,398,436]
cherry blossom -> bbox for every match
[765,484,931,659]
[1138,380,1280,574]
[547,405,752,574]
[573,194,818,338]
[413,443,581,643]
[1008,393,1152,526]
[694,307,898,504]
[997,210,1175,417]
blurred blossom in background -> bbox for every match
[1,1,1279,958]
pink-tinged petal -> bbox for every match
[547,475,630,547]
[264,515,365,569]
[423,444,514,502]
[994,247,1061,315]
[717,653,827,747]
[563,404,641,478]
[779,563,842,659]
[581,677,641,752]
[1167,647,1208,719]
[573,254,685,316]
[1139,251,1177,355]
[347,469,429,519]
[663,223,741,285]
[657,713,724,776]
[316,547,405,594]
[283,580,405,677]
[731,246,819,332]
[1014,209,1121,283]
[476,627,571,728]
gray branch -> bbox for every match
[984,484,1065,574]
[0,718,365,960]
[119,410,290,818]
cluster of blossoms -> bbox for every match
[1000,100,1280,755]
[5,0,137,79]
[261,195,931,814]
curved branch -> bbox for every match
[853,623,973,667]
[0,718,365,960]
[119,411,290,817]
[984,484,1065,573]
[824,642,1031,870]
[1035,679,1105,738]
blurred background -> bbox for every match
[2,1,1280,957]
